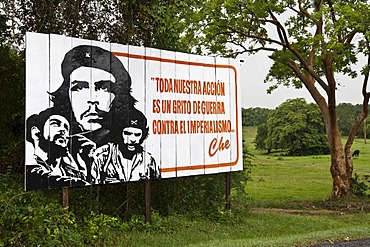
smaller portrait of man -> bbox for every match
[25,109,95,190]
[91,108,160,184]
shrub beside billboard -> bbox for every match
[25,32,242,191]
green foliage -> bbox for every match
[247,103,370,141]
[0,175,83,246]
[0,167,252,246]
[336,103,369,137]
[0,46,25,174]
[351,173,370,197]
[254,98,329,155]
[254,123,269,153]
[0,175,142,246]
[1,0,190,51]
[0,14,9,44]
[242,107,271,126]
[151,175,225,217]
[179,0,370,196]
[151,150,252,217]
[0,140,254,244]
[0,10,24,175]
[64,143,253,220]
[337,103,361,135]
[81,212,131,246]
[229,143,253,211]
[66,167,251,221]
[3,137,370,246]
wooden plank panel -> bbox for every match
[189,53,206,176]
[174,51,191,177]
[203,57,220,175]
[135,48,178,179]
[25,32,50,190]
[229,59,243,172]
[215,56,233,174]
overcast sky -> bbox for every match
[238,51,366,109]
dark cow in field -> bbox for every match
[352,149,360,157]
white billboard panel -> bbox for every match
[25,32,242,191]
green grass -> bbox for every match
[125,212,370,247]
[243,126,370,203]
[3,126,370,246]
[122,127,370,246]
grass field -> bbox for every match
[3,127,370,246]
[125,127,370,246]
[243,126,370,203]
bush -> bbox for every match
[0,175,133,246]
[351,173,370,197]
[0,45,25,175]
[0,144,252,245]
[68,144,252,220]
[0,175,83,246]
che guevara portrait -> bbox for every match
[25,44,160,191]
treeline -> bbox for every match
[242,107,272,126]
[243,99,368,155]
[242,102,369,137]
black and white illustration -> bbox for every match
[25,35,159,190]
[25,32,242,191]
[25,109,94,190]
[91,108,160,184]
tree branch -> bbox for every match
[308,14,323,67]
[298,0,319,25]
[215,28,286,48]
[266,11,289,46]
[326,0,337,23]
[345,39,370,152]
[327,0,341,41]
[341,30,357,45]
[286,58,329,103]
[362,40,370,100]
[226,40,277,54]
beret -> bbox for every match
[61,45,131,89]
[122,108,148,130]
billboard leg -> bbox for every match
[62,187,69,209]
[225,172,231,210]
[145,180,151,224]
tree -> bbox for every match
[1,0,188,52]
[0,14,25,173]
[255,98,329,155]
[254,123,269,153]
[336,103,368,137]
[181,0,370,198]
[242,107,271,126]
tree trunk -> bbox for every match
[329,129,353,198]
[325,99,353,198]
[312,74,353,198]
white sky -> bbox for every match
[238,51,366,109]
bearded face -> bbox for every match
[69,67,116,131]
[38,115,70,156]
[122,127,143,151]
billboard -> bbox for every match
[25,32,242,191]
